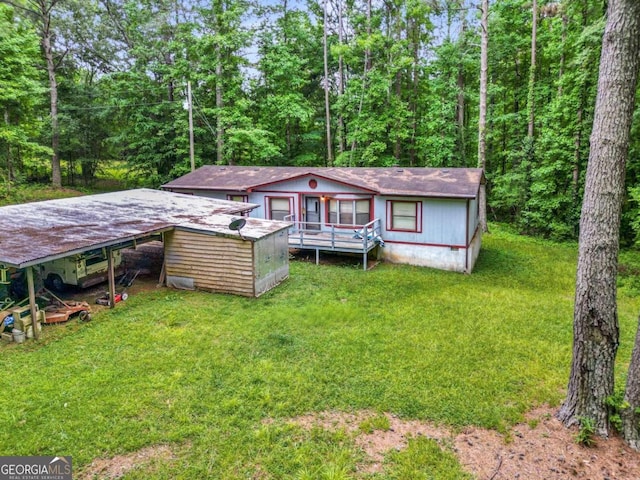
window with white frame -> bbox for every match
[388,201,421,232]
[269,197,291,221]
[328,199,370,226]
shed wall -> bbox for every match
[164,229,255,296]
[253,230,290,296]
[467,197,479,243]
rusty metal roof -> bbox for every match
[0,189,290,268]
[162,166,484,198]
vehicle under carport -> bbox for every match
[0,189,292,340]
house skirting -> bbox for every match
[382,232,482,273]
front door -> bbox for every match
[305,196,321,230]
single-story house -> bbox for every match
[163,166,485,273]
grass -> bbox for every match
[0,162,132,208]
[0,183,85,206]
[0,225,639,479]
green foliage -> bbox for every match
[1,0,639,245]
[0,3,49,181]
[575,417,596,447]
[628,186,640,246]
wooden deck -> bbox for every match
[286,218,383,270]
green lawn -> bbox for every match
[1,226,639,479]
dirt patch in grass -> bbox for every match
[293,410,449,474]
[77,444,175,479]
[291,407,640,478]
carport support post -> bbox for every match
[26,267,39,340]
[107,248,116,309]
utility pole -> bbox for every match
[187,81,195,172]
[322,0,333,167]
[323,0,333,165]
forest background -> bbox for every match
[1,0,639,245]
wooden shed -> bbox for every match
[164,218,290,297]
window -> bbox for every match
[328,199,370,226]
[388,201,422,232]
[227,194,248,203]
[269,197,291,220]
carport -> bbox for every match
[0,189,280,339]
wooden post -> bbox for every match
[188,81,195,172]
[26,267,39,340]
[107,248,116,309]
[157,261,166,287]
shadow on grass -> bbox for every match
[473,244,530,277]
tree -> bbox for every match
[0,3,49,182]
[254,4,319,165]
[195,0,252,166]
[527,0,537,139]
[1,0,65,187]
[477,0,488,232]
[623,315,640,449]
[96,0,193,183]
[322,0,332,165]
[557,0,640,436]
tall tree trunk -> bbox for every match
[558,14,568,97]
[527,0,537,139]
[407,14,419,167]
[477,0,489,233]
[349,0,371,161]
[456,0,466,166]
[216,44,225,165]
[557,0,640,437]
[40,2,61,187]
[394,73,402,162]
[622,314,640,450]
[365,0,371,71]
[393,3,402,162]
[337,0,345,155]
[4,109,12,182]
[323,0,333,166]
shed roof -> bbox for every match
[0,188,290,268]
[162,166,485,198]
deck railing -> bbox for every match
[284,215,383,252]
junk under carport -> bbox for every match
[0,189,292,341]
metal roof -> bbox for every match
[162,166,485,198]
[0,188,290,268]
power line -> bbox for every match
[191,92,218,138]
